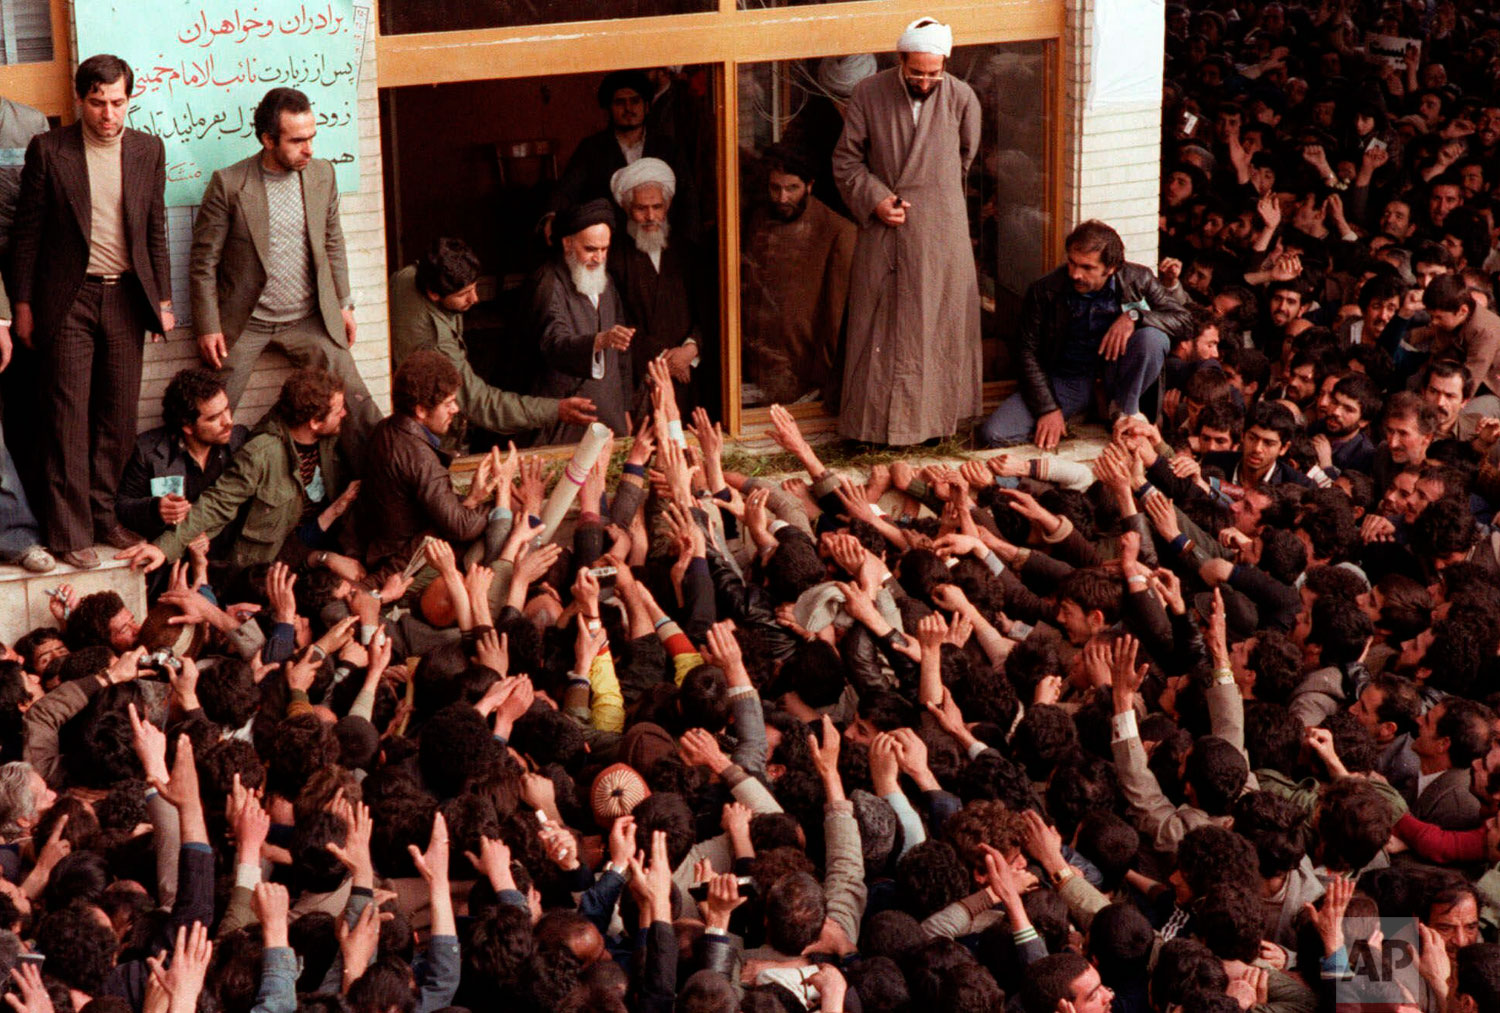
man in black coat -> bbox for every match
[980,220,1192,449]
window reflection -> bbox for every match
[736,42,1051,410]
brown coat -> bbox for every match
[354,413,488,579]
[1422,303,1500,398]
[11,124,170,336]
[188,153,349,345]
[741,195,855,404]
[832,68,982,444]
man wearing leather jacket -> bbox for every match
[980,220,1192,449]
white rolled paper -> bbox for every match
[537,422,612,544]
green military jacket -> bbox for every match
[155,414,343,573]
[388,264,557,436]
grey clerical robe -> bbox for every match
[832,67,982,445]
[741,194,856,405]
[529,259,633,443]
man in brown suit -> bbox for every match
[11,55,173,568]
[1418,274,1500,419]
[189,87,379,442]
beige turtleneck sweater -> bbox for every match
[82,123,130,276]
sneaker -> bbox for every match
[17,546,55,573]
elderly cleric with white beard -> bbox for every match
[608,157,706,412]
[529,198,635,443]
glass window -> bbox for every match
[735,41,1052,410]
[380,0,716,35]
[381,65,720,447]
[0,0,54,65]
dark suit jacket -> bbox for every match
[117,424,249,540]
[548,128,697,241]
[1015,262,1193,418]
[11,124,169,337]
[188,154,349,344]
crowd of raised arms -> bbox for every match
[14,3,1500,1013]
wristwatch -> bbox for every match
[1050,865,1075,886]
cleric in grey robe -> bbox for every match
[832,17,983,446]
[530,199,635,443]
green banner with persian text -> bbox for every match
[74,0,365,205]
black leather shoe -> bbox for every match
[96,524,143,549]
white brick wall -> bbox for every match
[135,13,389,432]
[1063,0,1164,269]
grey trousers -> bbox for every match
[220,314,382,436]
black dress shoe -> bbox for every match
[96,524,143,549]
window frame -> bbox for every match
[376,0,1067,435]
[0,0,76,120]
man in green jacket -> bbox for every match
[116,368,357,576]
[389,238,596,446]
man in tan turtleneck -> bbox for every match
[11,54,172,569]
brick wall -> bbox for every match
[1062,0,1165,269]
[135,13,389,431]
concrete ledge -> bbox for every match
[0,548,147,645]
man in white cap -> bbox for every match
[607,157,705,411]
[831,17,982,446]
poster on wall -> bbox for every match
[1087,0,1165,111]
[73,0,363,205]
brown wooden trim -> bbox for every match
[0,0,75,120]
[375,1,1065,89]
[716,59,743,436]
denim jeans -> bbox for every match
[0,418,42,559]
[979,326,1170,447]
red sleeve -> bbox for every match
[1394,811,1487,864]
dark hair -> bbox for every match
[1152,938,1229,1007]
[1308,594,1373,667]
[253,87,313,143]
[1384,390,1439,436]
[393,348,462,415]
[894,840,968,918]
[1195,399,1244,443]
[1088,903,1154,982]
[415,237,482,298]
[1332,373,1383,425]
[1457,943,1500,1010]
[1018,953,1092,1013]
[1065,220,1125,270]
[764,872,826,955]
[162,369,227,433]
[1436,698,1495,769]
[76,54,133,99]
[1412,497,1478,560]
[1258,527,1308,585]
[1177,826,1259,899]
[420,703,502,800]
[1231,791,1306,877]
[1010,705,1078,782]
[1425,272,1476,314]
[1073,811,1139,892]
[1194,884,1263,961]
[1367,675,1422,737]
[1247,401,1297,446]
[763,142,814,185]
[1315,779,1396,872]
[33,905,118,994]
[1359,275,1404,310]
[273,368,344,427]
[1186,737,1248,815]
[67,591,126,650]
[1058,568,1122,624]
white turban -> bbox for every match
[610,158,676,210]
[897,17,953,57]
[817,53,878,98]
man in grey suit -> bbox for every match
[189,87,379,439]
[1411,697,1492,831]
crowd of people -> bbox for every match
[8,3,1500,1013]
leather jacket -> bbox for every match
[1015,262,1194,417]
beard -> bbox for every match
[770,193,810,222]
[627,218,670,257]
[566,253,609,301]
